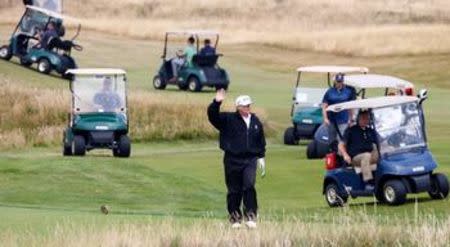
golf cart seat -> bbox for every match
[192,54,218,67]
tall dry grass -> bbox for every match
[1,212,450,246]
[0,77,272,149]
[1,0,450,56]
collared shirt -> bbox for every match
[199,45,216,56]
[322,85,356,124]
[342,125,377,158]
[184,45,197,67]
[242,114,251,129]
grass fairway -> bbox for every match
[1,25,450,245]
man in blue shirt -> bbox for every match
[199,39,216,56]
[322,73,356,150]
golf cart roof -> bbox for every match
[327,96,418,112]
[26,5,79,22]
[344,74,414,89]
[296,66,369,74]
[26,5,64,19]
[166,30,219,36]
[66,69,127,76]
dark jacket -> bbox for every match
[208,99,266,158]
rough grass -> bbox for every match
[2,212,450,247]
[0,76,273,149]
[1,0,450,56]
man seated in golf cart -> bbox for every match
[169,49,186,83]
[338,110,379,190]
[199,39,216,56]
[184,36,197,67]
[93,77,122,112]
[36,21,59,49]
[322,73,356,151]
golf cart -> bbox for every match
[62,69,130,157]
[323,93,449,206]
[284,66,369,145]
[307,74,416,159]
[152,31,230,92]
[0,5,82,78]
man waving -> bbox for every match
[207,89,266,229]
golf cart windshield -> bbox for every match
[294,87,328,108]
[17,7,60,36]
[72,74,127,114]
[373,102,425,155]
[28,0,62,13]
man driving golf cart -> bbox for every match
[93,77,122,112]
[338,110,379,190]
[152,30,230,92]
[63,69,130,157]
[307,73,416,159]
[0,5,82,77]
[323,94,449,206]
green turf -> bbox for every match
[1,27,450,233]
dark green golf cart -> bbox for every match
[63,69,130,157]
[0,5,82,78]
[152,30,230,92]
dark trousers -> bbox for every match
[223,153,258,222]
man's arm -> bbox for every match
[207,89,227,130]
[322,91,330,125]
[339,128,352,164]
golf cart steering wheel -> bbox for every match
[72,43,83,51]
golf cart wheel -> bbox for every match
[382,180,407,206]
[20,57,32,67]
[0,45,12,60]
[187,76,202,92]
[72,135,86,156]
[306,141,317,159]
[325,183,348,207]
[428,173,449,199]
[37,58,52,74]
[283,127,298,145]
[153,75,166,90]
[114,135,131,158]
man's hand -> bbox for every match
[343,154,352,164]
[257,158,266,178]
[215,88,226,102]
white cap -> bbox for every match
[235,95,253,106]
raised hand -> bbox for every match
[215,88,226,102]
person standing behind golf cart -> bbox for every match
[199,39,216,56]
[184,36,197,67]
[93,77,122,112]
[322,73,356,150]
[207,89,266,229]
[169,49,186,83]
[339,110,379,190]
